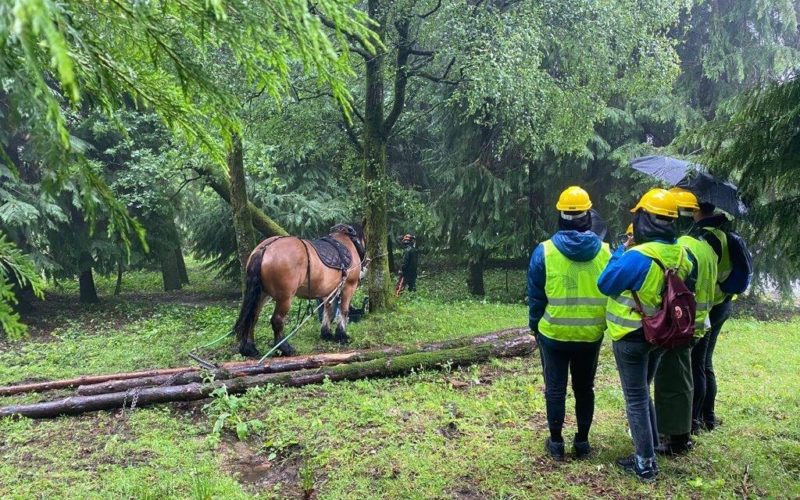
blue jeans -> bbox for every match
[692,299,733,425]
[613,334,664,463]
[537,334,602,441]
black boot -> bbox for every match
[545,437,565,461]
[573,435,592,459]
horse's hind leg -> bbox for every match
[240,293,267,358]
[320,300,334,341]
[334,285,354,345]
[271,297,297,356]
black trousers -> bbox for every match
[537,334,602,440]
[691,299,733,425]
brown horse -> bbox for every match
[233,224,366,358]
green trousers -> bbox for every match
[654,343,693,435]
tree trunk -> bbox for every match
[0,332,536,418]
[176,247,190,285]
[0,327,527,396]
[160,248,182,291]
[76,328,528,395]
[194,165,288,238]
[363,0,392,311]
[227,132,257,289]
[467,252,488,296]
[78,256,99,304]
[114,262,123,296]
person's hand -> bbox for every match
[624,234,635,249]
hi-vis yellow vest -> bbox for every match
[605,241,693,341]
[703,227,731,305]
[678,235,718,336]
[539,240,611,342]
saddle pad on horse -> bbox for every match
[309,236,352,272]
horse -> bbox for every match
[233,223,366,358]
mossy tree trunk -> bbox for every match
[227,132,257,290]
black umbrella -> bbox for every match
[630,155,747,217]
[589,208,608,241]
[677,172,748,217]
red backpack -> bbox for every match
[632,255,696,349]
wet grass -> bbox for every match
[0,264,798,497]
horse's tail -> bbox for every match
[234,244,266,343]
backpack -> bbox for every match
[719,231,753,295]
[632,258,697,349]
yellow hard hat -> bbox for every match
[556,186,592,211]
[630,188,679,218]
[669,187,700,211]
[626,223,634,235]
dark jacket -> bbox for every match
[400,245,418,277]
[528,230,603,333]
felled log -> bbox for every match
[0,332,535,419]
[75,327,529,396]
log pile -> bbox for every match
[0,328,534,419]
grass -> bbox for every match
[0,263,798,498]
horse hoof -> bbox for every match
[320,327,334,341]
[278,343,297,357]
[334,333,351,345]
[239,343,260,358]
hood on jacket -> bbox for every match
[552,230,602,262]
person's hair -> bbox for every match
[698,202,715,216]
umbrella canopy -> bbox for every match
[589,208,608,241]
[630,155,747,217]
[677,172,748,217]
[630,155,699,185]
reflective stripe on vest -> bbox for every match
[679,235,719,336]
[605,241,693,341]
[538,239,611,342]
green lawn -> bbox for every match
[0,266,798,498]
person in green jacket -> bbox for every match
[653,189,718,455]
[398,234,418,292]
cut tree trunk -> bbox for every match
[0,328,527,397]
[76,328,529,396]
[0,332,535,419]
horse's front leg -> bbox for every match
[271,297,296,356]
[334,285,355,345]
[320,299,334,341]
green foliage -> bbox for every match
[204,385,265,442]
[687,76,800,283]
[0,232,44,338]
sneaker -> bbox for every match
[573,436,592,459]
[545,437,565,461]
[616,454,658,482]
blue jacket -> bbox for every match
[527,230,603,333]
[597,239,697,297]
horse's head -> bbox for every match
[331,223,366,260]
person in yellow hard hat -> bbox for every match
[652,189,717,455]
[597,188,696,481]
[528,186,611,460]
